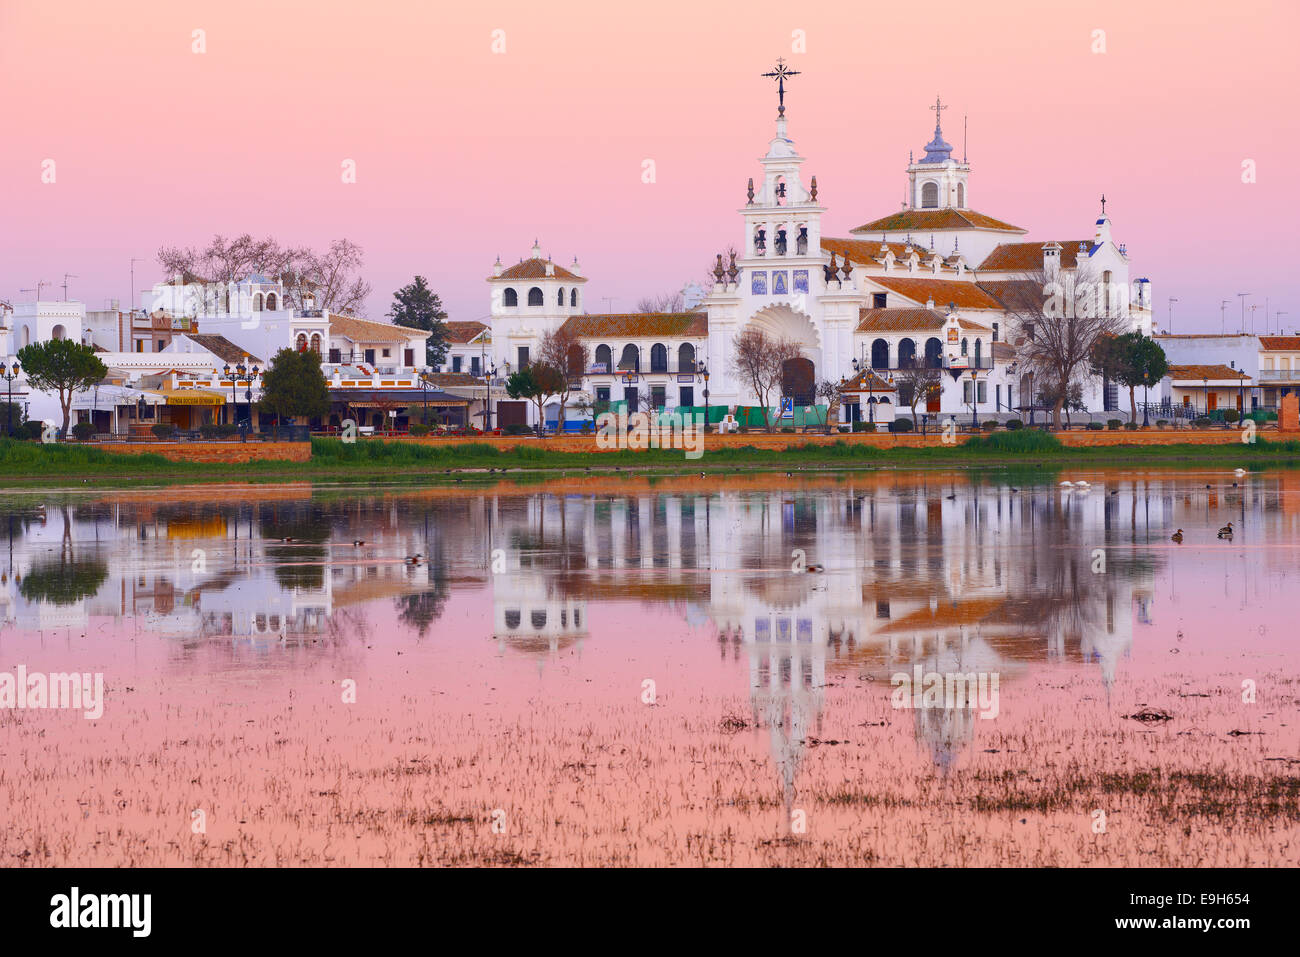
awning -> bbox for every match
[155,388,228,407]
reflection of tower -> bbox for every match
[744,617,826,815]
[910,639,982,775]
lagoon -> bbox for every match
[1,468,1296,866]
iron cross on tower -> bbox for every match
[762,58,800,116]
[931,95,947,130]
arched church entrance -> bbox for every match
[781,357,815,406]
[743,304,822,408]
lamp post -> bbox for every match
[223,356,258,430]
[1142,370,1150,428]
[853,358,877,424]
[1027,370,1036,427]
[136,395,147,435]
[1202,377,1209,419]
[698,360,711,434]
[1,361,19,437]
[483,363,497,432]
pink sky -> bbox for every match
[1,0,1296,333]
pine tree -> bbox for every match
[388,276,449,368]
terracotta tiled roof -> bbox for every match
[856,307,990,333]
[186,334,264,365]
[840,369,897,392]
[850,208,1026,235]
[975,279,1044,312]
[1167,364,1251,381]
[868,276,1006,311]
[329,313,421,343]
[443,320,488,344]
[423,372,484,388]
[558,312,707,338]
[822,237,940,263]
[1259,336,1300,351]
[978,241,1095,272]
[493,258,585,282]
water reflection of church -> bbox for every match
[485,484,1163,781]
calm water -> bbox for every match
[1,470,1297,866]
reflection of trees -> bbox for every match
[395,544,450,639]
[258,504,331,591]
[19,557,109,605]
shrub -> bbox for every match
[1005,419,1024,431]
[1106,419,1122,430]
[1194,417,1212,429]
[151,423,177,440]
[780,427,795,434]
[1156,419,1169,429]
[199,423,238,439]
[408,423,430,436]
[503,423,532,436]
[72,422,96,441]
[853,421,877,433]
[736,425,749,434]
[1086,421,1104,431]
[16,420,43,441]
[982,421,999,432]
[963,429,1063,453]
[1223,409,1240,424]
[888,418,914,433]
[1123,422,1138,430]
[579,421,591,434]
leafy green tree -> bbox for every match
[0,401,25,437]
[388,275,449,368]
[20,557,109,606]
[1118,334,1169,423]
[258,347,330,424]
[16,339,108,436]
[505,363,565,436]
[1092,332,1169,423]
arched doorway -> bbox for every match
[898,338,917,368]
[781,357,815,407]
[871,338,889,369]
[924,337,943,369]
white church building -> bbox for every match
[476,68,1154,429]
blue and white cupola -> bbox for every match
[906,96,971,211]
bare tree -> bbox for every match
[157,234,299,284]
[635,290,686,313]
[157,235,372,315]
[730,328,802,432]
[895,365,944,423]
[1001,267,1129,429]
[538,327,590,433]
[815,380,841,434]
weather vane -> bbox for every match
[762,58,800,116]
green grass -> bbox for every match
[0,432,1298,487]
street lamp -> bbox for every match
[853,357,879,425]
[968,367,982,429]
[1202,377,1209,419]
[223,357,259,430]
[483,363,498,432]
[1,361,19,437]
[1142,370,1150,427]
[697,360,711,434]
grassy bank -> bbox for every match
[1,433,1298,486]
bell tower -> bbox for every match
[907,96,971,211]
[741,59,824,264]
